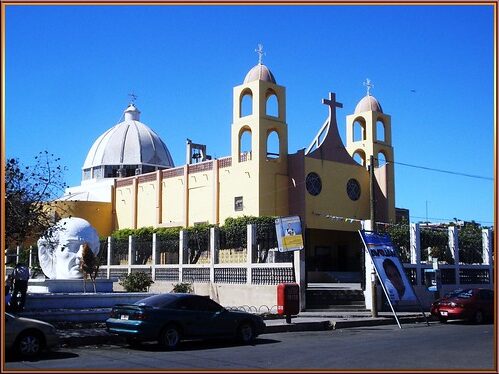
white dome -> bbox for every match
[83,104,174,174]
[243,63,276,84]
[354,95,383,114]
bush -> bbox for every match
[119,271,154,292]
[172,282,193,293]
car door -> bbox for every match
[187,296,232,337]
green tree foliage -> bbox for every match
[420,228,454,264]
[119,271,154,292]
[172,282,193,293]
[385,220,410,262]
[5,152,67,247]
[185,223,214,264]
[458,221,483,264]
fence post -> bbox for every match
[107,237,112,279]
[152,233,157,281]
[128,235,133,275]
[448,226,460,285]
[362,220,374,311]
[16,245,21,265]
[410,223,421,285]
[28,246,33,270]
[210,227,218,284]
[179,230,186,282]
[247,224,255,285]
[482,228,493,284]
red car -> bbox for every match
[431,288,494,324]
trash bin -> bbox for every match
[277,283,300,323]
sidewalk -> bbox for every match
[56,311,431,347]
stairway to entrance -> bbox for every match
[305,283,366,312]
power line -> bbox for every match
[384,159,493,181]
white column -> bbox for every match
[362,220,374,310]
[247,224,255,285]
[294,247,306,311]
[482,228,493,284]
[410,223,421,286]
[107,237,112,279]
[128,235,133,275]
[179,230,186,282]
[152,233,157,281]
[28,246,33,270]
[16,245,21,265]
[448,226,460,285]
[209,227,218,283]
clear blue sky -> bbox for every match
[5,4,495,227]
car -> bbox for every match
[430,288,494,324]
[5,312,59,358]
[106,293,266,350]
[430,288,464,317]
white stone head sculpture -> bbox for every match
[37,217,100,279]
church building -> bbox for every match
[58,48,396,284]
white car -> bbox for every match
[5,313,59,358]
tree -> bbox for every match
[5,152,67,248]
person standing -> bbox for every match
[11,263,30,312]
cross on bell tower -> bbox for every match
[363,78,374,96]
[128,92,138,105]
[255,43,265,64]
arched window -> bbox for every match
[353,150,366,166]
[376,120,385,142]
[240,90,253,117]
[266,91,279,117]
[239,127,252,162]
[353,118,366,142]
[266,130,280,160]
[377,151,387,167]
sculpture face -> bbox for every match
[37,217,100,279]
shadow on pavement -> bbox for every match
[5,350,79,363]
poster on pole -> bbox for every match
[359,230,417,305]
[275,216,304,252]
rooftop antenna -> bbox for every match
[255,43,265,64]
[363,78,374,96]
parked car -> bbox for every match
[430,288,494,323]
[106,293,266,350]
[5,312,59,358]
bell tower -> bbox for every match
[345,79,395,222]
[230,45,289,217]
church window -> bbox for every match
[265,91,279,117]
[239,128,252,162]
[353,150,366,166]
[306,172,322,196]
[240,90,253,117]
[83,168,91,180]
[346,179,361,201]
[353,118,366,142]
[377,151,387,167]
[376,120,385,142]
[266,130,280,160]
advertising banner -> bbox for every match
[275,216,304,252]
[360,230,417,304]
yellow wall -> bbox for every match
[188,170,214,225]
[51,200,113,237]
[115,185,134,229]
[162,176,185,226]
[136,180,157,228]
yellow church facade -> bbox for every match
[58,55,396,282]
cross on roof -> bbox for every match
[255,43,265,64]
[363,78,374,96]
[128,92,138,105]
[322,92,343,123]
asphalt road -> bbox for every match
[5,321,495,371]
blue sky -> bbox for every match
[5,4,495,226]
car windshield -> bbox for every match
[456,289,474,299]
[134,294,179,308]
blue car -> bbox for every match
[106,293,266,350]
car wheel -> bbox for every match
[15,330,44,358]
[237,322,255,344]
[159,324,181,350]
[473,310,484,324]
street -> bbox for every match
[5,321,494,370]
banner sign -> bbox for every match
[275,216,304,252]
[360,230,417,304]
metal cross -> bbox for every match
[128,92,138,104]
[363,79,374,96]
[255,43,265,64]
[322,92,343,122]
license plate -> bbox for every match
[120,315,129,320]
[440,311,448,316]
